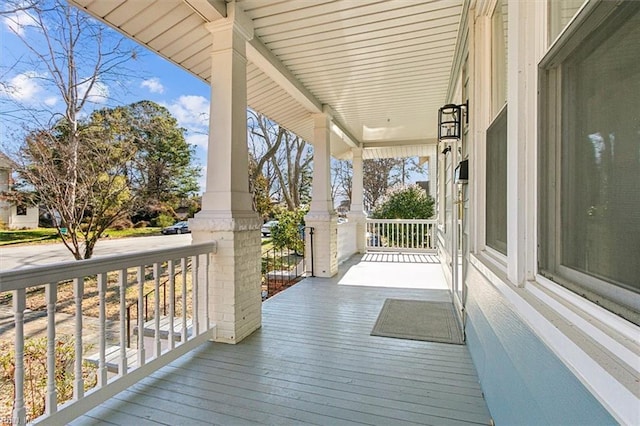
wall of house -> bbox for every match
[465,261,616,425]
[445,1,638,424]
[0,162,39,229]
[8,205,39,229]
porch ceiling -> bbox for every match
[68,0,462,159]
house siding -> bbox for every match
[465,263,616,425]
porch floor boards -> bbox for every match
[72,254,491,426]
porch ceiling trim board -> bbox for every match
[246,37,361,148]
[68,0,464,158]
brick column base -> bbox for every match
[190,215,262,344]
[304,212,338,277]
[347,211,367,253]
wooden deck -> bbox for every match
[71,254,491,425]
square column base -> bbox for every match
[190,213,262,344]
[304,212,338,277]
[347,211,368,253]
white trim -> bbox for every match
[481,246,507,271]
[470,254,640,425]
[535,274,639,345]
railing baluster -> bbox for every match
[153,263,161,358]
[163,279,167,316]
[118,269,128,375]
[98,273,107,387]
[168,260,176,350]
[13,288,26,425]
[137,266,145,367]
[181,257,188,343]
[192,255,199,337]
[45,282,57,415]
[73,277,84,400]
[204,254,210,332]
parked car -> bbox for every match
[161,221,190,235]
[261,220,279,237]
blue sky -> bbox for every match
[0,4,212,190]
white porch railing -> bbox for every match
[366,219,437,252]
[0,243,216,425]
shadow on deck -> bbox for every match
[72,254,491,425]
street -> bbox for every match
[0,234,192,271]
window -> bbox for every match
[486,106,507,255]
[485,0,508,256]
[16,204,27,216]
[548,0,585,43]
[491,0,508,115]
[540,2,640,324]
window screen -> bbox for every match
[486,106,508,255]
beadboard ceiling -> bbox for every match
[68,0,463,160]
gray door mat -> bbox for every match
[371,299,464,344]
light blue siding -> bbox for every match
[465,265,617,425]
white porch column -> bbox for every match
[189,3,262,344]
[348,147,367,253]
[305,110,338,277]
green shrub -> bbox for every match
[371,184,434,219]
[271,208,306,254]
[154,213,175,228]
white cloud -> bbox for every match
[186,133,208,149]
[165,95,210,129]
[78,79,109,104]
[0,71,43,102]
[44,96,58,107]
[2,8,37,36]
[140,77,164,94]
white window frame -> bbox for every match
[539,0,640,323]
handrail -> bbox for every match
[0,243,215,291]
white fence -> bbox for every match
[366,219,437,253]
[0,243,216,425]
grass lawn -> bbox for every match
[0,228,59,245]
[0,227,161,246]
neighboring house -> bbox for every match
[0,155,38,229]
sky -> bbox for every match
[0,3,213,191]
[0,3,429,200]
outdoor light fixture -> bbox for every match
[438,101,468,142]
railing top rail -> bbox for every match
[366,218,437,224]
[0,242,216,292]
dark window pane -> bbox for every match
[561,7,640,293]
[486,106,508,255]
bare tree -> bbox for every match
[0,1,40,16]
[0,0,141,259]
[331,158,352,206]
[247,110,312,211]
[271,130,312,210]
[247,110,284,203]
